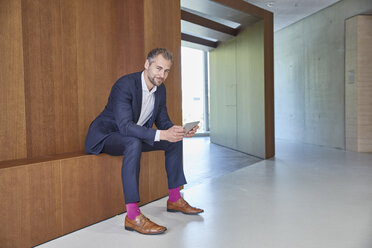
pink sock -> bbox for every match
[126,203,140,220]
[168,187,181,202]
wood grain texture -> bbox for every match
[76,0,145,151]
[21,0,80,156]
[357,16,372,152]
[345,15,372,152]
[20,0,145,158]
[0,161,62,248]
[181,9,238,36]
[139,151,167,205]
[60,154,124,234]
[0,151,84,169]
[144,0,182,126]
[181,32,218,48]
[0,152,169,247]
[56,0,80,154]
[22,0,61,158]
[0,0,27,162]
[263,11,275,158]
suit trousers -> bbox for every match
[102,133,187,203]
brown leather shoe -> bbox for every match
[167,198,204,215]
[125,214,166,235]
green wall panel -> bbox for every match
[210,39,237,149]
[236,21,265,158]
[210,20,265,158]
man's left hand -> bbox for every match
[184,125,199,138]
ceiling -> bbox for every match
[244,0,342,31]
[180,0,342,51]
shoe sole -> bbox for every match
[125,226,166,235]
[167,208,204,215]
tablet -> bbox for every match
[183,121,200,135]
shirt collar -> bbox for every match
[141,71,157,94]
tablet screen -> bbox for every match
[183,121,200,135]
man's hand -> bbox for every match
[184,125,199,138]
[160,125,185,142]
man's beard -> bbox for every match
[148,75,164,86]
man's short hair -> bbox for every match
[147,48,173,65]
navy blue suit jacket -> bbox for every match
[85,71,174,154]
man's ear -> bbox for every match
[144,59,149,70]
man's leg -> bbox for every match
[102,134,143,204]
[143,140,203,214]
[102,133,166,235]
[103,135,187,204]
[145,141,184,203]
[103,134,202,220]
[142,140,187,190]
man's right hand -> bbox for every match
[160,125,185,142]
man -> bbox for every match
[85,48,203,235]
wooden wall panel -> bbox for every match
[144,0,182,126]
[21,0,80,156]
[0,161,62,248]
[263,11,275,158]
[139,151,167,205]
[24,161,62,247]
[147,152,168,201]
[115,0,145,75]
[56,0,80,154]
[0,153,168,247]
[0,0,27,162]
[357,16,372,152]
[20,0,145,158]
[76,0,145,150]
[346,15,372,152]
[22,0,61,158]
[0,167,27,248]
[60,154,124,234]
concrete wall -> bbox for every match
[274,0,372,149]
[210,21,266,158]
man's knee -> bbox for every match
[124,137,142,155]
[166,140,183,153]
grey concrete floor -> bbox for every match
[183,136,261,188]
[36,138,372,248]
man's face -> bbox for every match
[144,54,172,87]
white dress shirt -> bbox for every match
[136,72,160,141]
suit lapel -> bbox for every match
[134,72,143,123]
[153,89,160,120]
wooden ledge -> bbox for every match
[0,151,88,169]
[0,151,168,248]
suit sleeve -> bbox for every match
[111,84,156,146]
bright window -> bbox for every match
[181,46,209,133]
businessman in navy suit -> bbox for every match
[85,48,203,235]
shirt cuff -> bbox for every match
[155,130,161,142]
